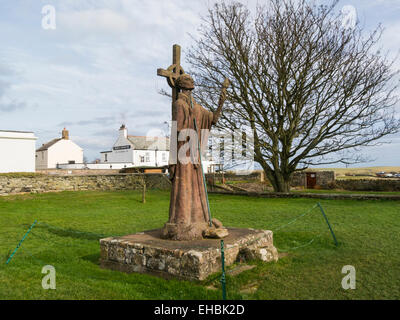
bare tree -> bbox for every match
[187,0,400,192]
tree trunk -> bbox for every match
[275,178,290,193]
[264,169,291,193]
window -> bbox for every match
[140,156,145,163]
[104,154,108,162]
[242,131,247,157]
[68,161,75,164]
[162,153,167,162]
[145,152,150,162]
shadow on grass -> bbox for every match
[22,223,108,241]
[81,253,101,265]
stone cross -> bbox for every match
[157,44,185,121]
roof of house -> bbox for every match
[0,130,37,140]
[0,130,34,134]
[36,138,62,152]
[127,136,170,151]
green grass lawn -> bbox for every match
[0,190,399,300]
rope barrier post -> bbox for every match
[6,220,37,265]
[220,240,227,300]
[317,203,338,246]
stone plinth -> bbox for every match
[100,228,278,281]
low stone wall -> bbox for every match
[206,171,265,183]
[290,173,306,187]
[291,171,335,188]
[0,173,171,196]
[316,171,336,187]
[37,169,122,176]
[336,179,400,192]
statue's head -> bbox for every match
[176,74,194,90]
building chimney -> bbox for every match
[119,124,127,138]
[62,128,69,140]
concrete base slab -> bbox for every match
[100,227,278,281]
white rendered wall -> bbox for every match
[102,128,134,163]
[57,163,135,170]
[100,153,110,163]
[133,150,169,167]
[35,150,48,170]
[47,140,83,169]
[156,150,169,167]
[102,147,209,172]
[0,131,37,173]
[134,150,153,167]
[107,149,134,163]
[100,127,212,169]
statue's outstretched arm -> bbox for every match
[213,78,230,125]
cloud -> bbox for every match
[92,128,119,137]
[73,135,114,151]
[366,0,400,9]
[0,79,11,97]
[58,8,131,35]
[1,0,399,165]
[0,100,27,113]
[0,77,27,113]
[0,63,14,76]
[58,116,116,127]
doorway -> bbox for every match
[306,172,317,189]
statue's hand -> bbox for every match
[222,78,230,90]
[213,78,230,124]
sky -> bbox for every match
[0,0,399,166]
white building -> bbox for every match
[99,125,217,173]
[100,125,170,168]
[0,130,37,173]
[36,128,83,170]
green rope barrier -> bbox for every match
[220,240,227,300]
[271,202,339,252]
[317,203,338,246]
[275,234,323,253]
[6,220,37,265]
[273,204,318,232]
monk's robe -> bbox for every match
[164,92,220,240]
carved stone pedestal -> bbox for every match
[100,227,278,281]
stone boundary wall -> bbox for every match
[3,172,399,197]
[290,173,306,187]
[209,190,400,201]
[316,171,336,187]
[37,169,122,176]
[335,179,400,192]
[206,171,265,182]
[291,171,335,188]
[0,174,171,196]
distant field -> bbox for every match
[307,167,400,179]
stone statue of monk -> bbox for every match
[161,74,228,241]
